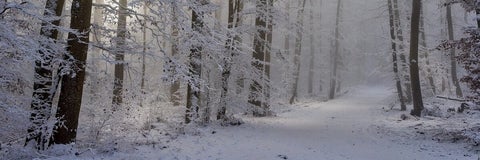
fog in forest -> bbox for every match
[1,0,480,159]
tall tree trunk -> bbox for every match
[289,0,307,104]
[419,7,435,95]
[328,0,342,100]
[409,0,424,117]
[283,0,291,100]
[50,0,92,145]
[140,1,147,107]
[185,0,207,124]
[170,1,181,106]
[307,0,318,96]
[112,0,127,109]
[263,0,273,110]
[26,0,65,150]
[249,0,272,116]
[387,0,406,111]
[446,5,463,98]
[218,0,243,122]
[393,0,412,103]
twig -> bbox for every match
[436,96,467,102]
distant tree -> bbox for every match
[50,0,93,145]
[249,0,273,116]
[446,4,464,98]
[186,0,208,124]
[112,0,127,109]
[442,0,480,102]
[170,1,181,106]
[409,0,424,117]
[218,0,244,122]
[289,0,306,104]
[387,0,406,110]
[328,0,342,100]
[393,0,412,104]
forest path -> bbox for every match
[134,86,470,160]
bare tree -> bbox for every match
[328,0,342,100]
[387,0,406,111]
[170,1,181,106]
[393,0,412,103]
[112,0,127,109]
[218,0,243,122]
[26,0,65,150]
[249,0,273,116]
[186,0,208,124]
[289,0,307,104]
[51,0,93,145]
[446,4,463,98]
[409,0,424,117]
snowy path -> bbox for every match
[131,86,472,160]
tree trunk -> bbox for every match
[218,0,243,122]
[249,0,272,116]
[387,0,406,111]
[26,0,65,150]
[307,0,318,96]
[185,0,207,124]
[289,0,307,104]
[393,0,412,103]
[419,6,436,95]
[409,0,424,117]
[50,0,92,145]
[112,0,127,109]
[446,5,463,98]
[140,1,147,107]
[328,0,342,100]
[170,1,181,106]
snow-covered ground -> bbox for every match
[3,86,478,159]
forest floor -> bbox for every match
[3,86,478,159]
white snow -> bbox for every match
[3,86,476,159]
[50,86,475,160]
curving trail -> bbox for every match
[132,86,471,160]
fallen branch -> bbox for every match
[436,96,467,102]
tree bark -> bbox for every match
[393,0,412,103]
[328,0,342,100]
[249,0,272,116]
[26,0,65,150]
[419,7,435,95]
[387,0,406,111]
[307,0,318,96]
[289,0,307,104]
[185,0,207,124]
[218,0,243,122]
[446,5,463,98]
[409,0,424,117]
[50,0,92,145]
[112,0,127,109]
[170,1,181,106]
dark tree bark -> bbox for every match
[218,0,243,122]
[446,5,463,98]
[112,0,127,109]
[249,0,272,117]
[387,0,406,111]
[50,0,92,145]
[26,0,65,150]
[186,0,207,124]
[393,0,412,103]
[409,0,424,117]
[289,0,307,104]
